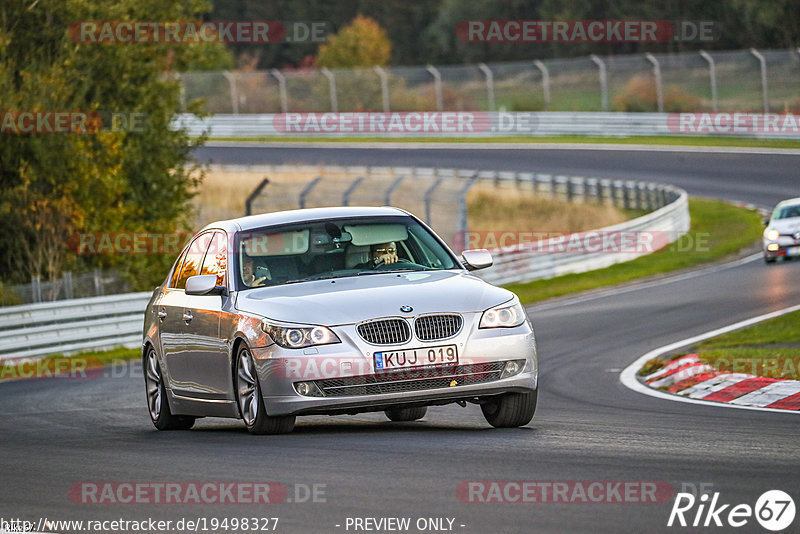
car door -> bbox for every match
[163,231,213,395]
[157,247,190,388]
[181,231,231,398]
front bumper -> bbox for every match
[763,237,800,258]
[251,316,537,417]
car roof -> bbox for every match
[199,206,411,233]
[776,197,800,209]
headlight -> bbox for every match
[765,229,779,241]
[261,321,340,349]
[479,300,527,329]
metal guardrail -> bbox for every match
[176,112,800,139]
[0,292,151,361]
[0,169,689,361]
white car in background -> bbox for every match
[763,197,800,263]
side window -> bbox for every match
[175,233,213,289]
[201,232,228,286]
[168,249,188,289]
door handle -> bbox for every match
[157,308,167,321]
[182,310,193,323]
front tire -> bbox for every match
[144,347,195,430]
[481,390,537,428]
[235,344,295,435]
[385,406,427,421]
[764,255,777,264]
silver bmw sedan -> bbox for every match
[142,206,538,434]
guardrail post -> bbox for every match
[426,65,443,111]
[533,60,551,109]
[478,63,496,112]
[342,177,365,206]
[63,271,73,300]
[270,69,288,113]
[321,68,338,112]
[384,176,405,206]
[749,49,769,112]
[645,53,664,113]
[31,275,41,303]
[566,177,574,202]
[590,55,609,112]
[299,177,323,208]
[424,177,445,225]
[699,51,718,112]
[374,66,390,112]
[245,178,270,215]
[222,71,239,115]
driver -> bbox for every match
[370,241,398,266]
[241,254,269,287]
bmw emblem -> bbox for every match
[400,305,413,313]
[795,232,800,241]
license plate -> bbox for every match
[374,345,458,371]
[788,246,800,257]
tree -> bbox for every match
[0,0,231,288]
[317,15,391,68]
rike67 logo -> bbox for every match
[668,490,795,531]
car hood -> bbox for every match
[234,270,513,325]
[770,218,800,235]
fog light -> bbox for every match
[767,243,780,252]
[293,381,323,397]
[500,360,524,378]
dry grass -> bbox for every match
[466,185,629,235]
[194,167,632,236]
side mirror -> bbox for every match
[763,218,771,226]
[461,249,493,271]
[185,274,226,296]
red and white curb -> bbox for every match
[620,303,800,414]
[642,354,800,410]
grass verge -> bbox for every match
[0,347,140,382]
[506,198,763,305]
[208,135,800,150]
[638,310,800,380]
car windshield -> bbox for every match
[234,215,459,289]
[774,205,800,220]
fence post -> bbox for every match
[299,177,323,208]
[63,271,73,300]
[645,53,664,113]
[245,178,270,215]
[93,268,103,296]
[321,68,338,112]
[699,50,718,112]
[384,176,405,206]
[31,275,41,303]
[426,65,443,111]
[374,66,390,112]
[270,69,288,112]
[457,175,479,253]
[342,177,365,206]
[749,48,769,112]
[222,71,239,114]
[424,177,445,225]
[478,63,496,112]
[533,60,551,109]
[590,55,609,111]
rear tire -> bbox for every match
[385,406,427,422]
[235,344,295,435]
[143,347,195,431]
[481,390,537,428]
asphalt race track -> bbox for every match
[3,145,800,533]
